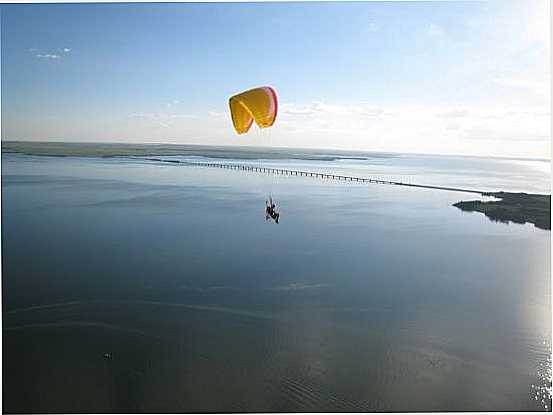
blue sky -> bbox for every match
[1,1,550,158]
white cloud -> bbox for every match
[129,111,201,129]
[491,77,549,95]
[45,100,549,158]
[272,100,550,157]
[207,110,226,118]
[367,22,379,32]
[280,102,386,118]
[164,99,182,108]
[434,109,470,119]
[35,54,60,59]
[130,112,198,120]
[8,101,549,158]
[31,48,71,59]
[426,24,445,37]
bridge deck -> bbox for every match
[142,157,487,196]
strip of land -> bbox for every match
[1,141,392,161]
[454,192,551,230]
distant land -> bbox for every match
[0,140,394,161]
[454,192,551,230]
[1,141,550,163]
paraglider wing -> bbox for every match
[229,86,278,134]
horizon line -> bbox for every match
[2,138,551,163]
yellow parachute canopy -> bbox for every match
[229,86,278,134]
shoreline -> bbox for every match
[1,141,398,161]
[2,140,550,163]
[454,192,551,230]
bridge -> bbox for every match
[142,157,488,196]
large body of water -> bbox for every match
[2,148,551,412]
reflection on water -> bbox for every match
[532,341,552,410]
[2,152,551,412]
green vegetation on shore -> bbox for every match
[0,141,385,161]
[454,192,551,230]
